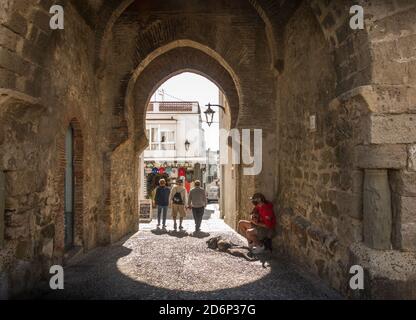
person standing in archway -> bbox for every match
[187,180,207,233]
[169,178,187,231]
[238,193,276,254]
[154,179,170,229]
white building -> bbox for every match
[144,101,206,163]
[205,149,220,184]
[140,101,207,198]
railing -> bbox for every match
[149,143,176,151]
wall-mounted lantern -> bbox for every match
[185,139,191,151]
[204,103,226,127]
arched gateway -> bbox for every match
[0,0,415,299]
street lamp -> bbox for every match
[204,103,226,127]
[184,139,190,165]
[185,139,191,151]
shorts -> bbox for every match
[254,226,273,241]
[172,204,186,218]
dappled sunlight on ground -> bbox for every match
[37,204,340,299]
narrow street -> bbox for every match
[37,205,340,300]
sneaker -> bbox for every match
[179,225,184,230]
[252,246,265,254]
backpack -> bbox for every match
[172,191,183,205]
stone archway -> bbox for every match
[104,43,243,244]
[127,45,241,151]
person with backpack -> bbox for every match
[154,179,170,229]
[169,178,187,231]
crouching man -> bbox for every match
[238,193,276,254]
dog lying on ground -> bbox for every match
[206,236,257,261]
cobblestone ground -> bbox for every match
[38,205,341,300]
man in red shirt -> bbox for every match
[238,193,276,254]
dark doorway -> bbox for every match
[64,125,75,250]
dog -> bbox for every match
[206,236,257,261]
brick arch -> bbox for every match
[55,117,84,257]
[94,0,370,74]
[95,0,265,72]
[120,45,242,153]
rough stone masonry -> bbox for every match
[0,0,416,299]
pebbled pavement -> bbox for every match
[37,205,342,300]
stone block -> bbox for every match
[4,12,28,36]
[363,170,392,250]
[408,145,416,171]
[349,243,416,299]
[389,171,416,197]
[0,47,31,76]
[336,191,363,219]
[5,225,27,240]
[0,68,17,90]
[395,196,416,225]
[291,215,311,248]
[400,223,416,252]
[321,201,339,218]
[358,85,416,114]
[0,24,20,51]
[337,214,362,245]
[30,9,51,33]
[41,238,54,258]
[5,170,45,196]
[369,114,416,144]
[355,144,407,169]
[392,193,416,251]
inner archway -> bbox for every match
[139,72,230,229]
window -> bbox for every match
[160,130,175,150]
[151,127,160,150]
[147,125,176,151]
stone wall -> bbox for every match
[276,3,352,291]
[110,140,138,243]
[0,1,105,298]
[348,0,416,298]
[274,1,416,298]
